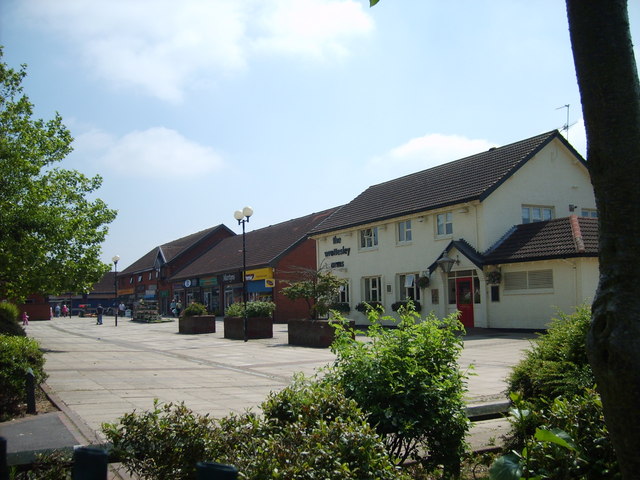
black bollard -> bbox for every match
[25,368,36,415]
[72,446,108,480]
[196,461,238,480]
[1,437,8,480]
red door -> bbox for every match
[455,277,474,328]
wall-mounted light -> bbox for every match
[569,204,577,212]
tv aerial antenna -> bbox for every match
[556,104,577,141]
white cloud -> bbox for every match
[369,133,497,178]
[75,127,225,178]
[251,0,374,60]
[23,0,373,102]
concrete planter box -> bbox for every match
[287,318,355,348]
[179,315,216,334]
[224,316,273,339]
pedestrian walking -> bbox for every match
[62,304,69,317]
[119,302,126,318]
[22,311,29,326]
[175,300,182,317]
[54,304,61,317]
[170,299,176,317]
[96,304,104,325]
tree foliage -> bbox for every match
[280,267,346,320]
[0,48,117,301]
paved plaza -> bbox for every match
[12,316,537,458]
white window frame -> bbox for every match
[581,208,598,218]
[436,212,453,236]
[397,220,412,243]
[363,276,382,302]
[338,283,350,303]
[399,273,420,301]
[522,205,554,224]
[359,227,379,249]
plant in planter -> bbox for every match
[355,301,384,314]
[329,302,351,314]
[391,301,422,312]
[224,301,276,340]
[281,268,352,348]
[178,302,216,334]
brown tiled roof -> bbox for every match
[172,207,340,279]
[120,224,233,274]
[312,130,583,235]
[91,271,116,294]
[483,216,599,264]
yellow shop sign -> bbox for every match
[244,267,274,281]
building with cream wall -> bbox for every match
[311,130,598,329]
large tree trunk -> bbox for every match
[566,1,640,477]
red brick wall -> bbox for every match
[273,238,318,323]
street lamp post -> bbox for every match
[233,206,253,342]
[113,255,120,327]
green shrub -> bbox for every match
[507,304,594,404]
[103,377,409,480]
[491,390,619,480]
[102,400,218,480]
[224,301,276,318]
[214,375,410,480]
[0,302,25,336]
[391,300,422,312]
[182,302,208,317]
[0,335,47,420]
[328,305,469,477]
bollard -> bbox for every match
[72,446,108,480]
[196,461,238,480]
[1,437,8,480]
[25,368,36,415]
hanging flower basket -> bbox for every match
[417,276,431,288]
[486,270,502,284]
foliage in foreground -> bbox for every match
[0,302,25,336]
[0,334,47,420]
[491,305,619,479]
[507,305,594,405]
[328,304,469,477]
[103,376,409,480]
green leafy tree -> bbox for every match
[0,48,117,302]
[281,267,346,319]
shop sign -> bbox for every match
[223,272,240,283]
[330,261,345,268]
[244,267,274,281]
[200,277,218,286]
[118,287,135,295]
[265,279,275,288]
[183,279,198,288]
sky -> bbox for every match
[1,0,639,270]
